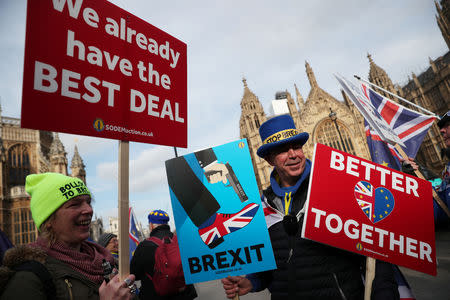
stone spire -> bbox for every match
[305,61,318,88]
[49,133,68,175]
[240,78,266,137]
[429,56,438,73]
[241,77,257,106]
[239,77,267,189]
[294,83,304,111]
[367,53,398,97]
[70,145,86,183]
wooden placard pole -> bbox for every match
[364,257,376,300]
[118,140,130,278]
[394,145,450,218]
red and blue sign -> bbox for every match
[165,139,276,284]
[302,143,436,276]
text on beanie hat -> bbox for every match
[26,172,91,230]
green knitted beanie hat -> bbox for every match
[26,173,91,230]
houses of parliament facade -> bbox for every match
[240,0,450,191]
[0,112,90,245]
[1,1,449,246]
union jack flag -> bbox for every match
[262,198,282,229]
[198,203,259,247]
[359,82,436,159]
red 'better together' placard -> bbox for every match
[302,143,436,276]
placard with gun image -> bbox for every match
[203,162,248,202]
[165,139,275,284]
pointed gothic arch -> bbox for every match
[314,119,356,155]
[7,143,31,186]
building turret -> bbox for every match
[305,61,318,89]
[436,0,450,49]
[70,145,86,183]
[294,83,304,112]
[49,133,68,175]
[239,77,269,190]
[367,53,398,97]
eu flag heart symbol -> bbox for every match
[354,181,395,223]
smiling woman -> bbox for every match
[0,173,136,300]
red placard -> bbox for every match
[21,0,187,147]
[302,143,436,276]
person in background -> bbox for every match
[0,229,13,266]
[0,173,136,300]
[436,110,450,226]
[98,233,119,263]
[221,114,399,300]
[130,209,197,300]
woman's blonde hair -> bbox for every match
[38,213,57,246]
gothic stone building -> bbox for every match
[240,62,370,191]
[240,0,449,191]
[0,112,91,246]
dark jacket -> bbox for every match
[436,161,450,225]
[249,166,399,300]
[130,225,197,300]
[0,245,100,300]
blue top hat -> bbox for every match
[437,110,450,129]
[148,209,169,224]
[257,114,309,158]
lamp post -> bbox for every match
[329,108,347,152]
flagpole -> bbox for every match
[354,75,440,118]
[364,257,376,300]
[395,144,450,218]
[118,140,130,278]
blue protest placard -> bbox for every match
[165,139,276,284]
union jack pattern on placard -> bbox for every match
[354,181,395,223]
[198,203,259,246]
[354,181,374,220]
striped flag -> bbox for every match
[365,122,403,170]
[129,207,140,261]
[359,84,424,299]
[359,81,436,159]
[338,76,422,299]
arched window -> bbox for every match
[12,208,36,245]
[255,118,260,128]
[8,144,31,186]
[315,119,356,155]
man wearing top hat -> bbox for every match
[222,114,399,300]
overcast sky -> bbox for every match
[0,0,448,231]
